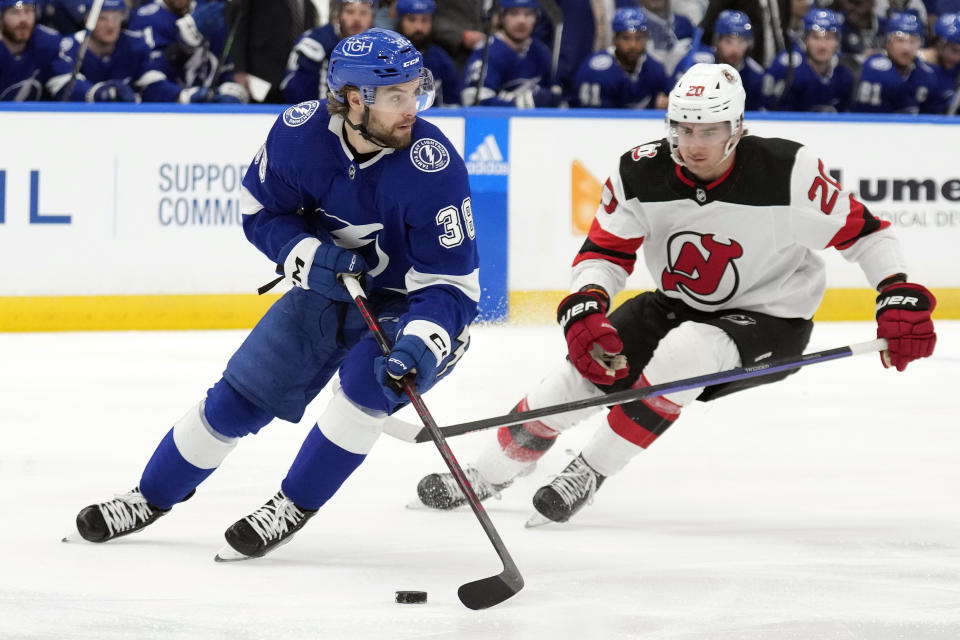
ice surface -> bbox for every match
[1,322,958,639]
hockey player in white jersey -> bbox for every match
[415,62,938,526]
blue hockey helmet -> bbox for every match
[498,0,539,11]
[328,28,434,111]
[714,10,752,39]
[339,0,378,6]
[612,7,648,34]
[396,0,435,15]
[935,12,960,45]
[885,11,924,38]
[803,8,842,35]
[100,0,127,12]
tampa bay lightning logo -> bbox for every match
[283,101,320,127]
[410,138,450,173]
[322,211,390,277]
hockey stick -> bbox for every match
[535,0,564,85]
[61,0,105,101]
[469,0,495,106]
[383,338,888,444]
[342,275,523,610]
[203,0,243,99]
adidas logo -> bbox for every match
[466,134,509,176]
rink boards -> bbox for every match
[0,104,957,330]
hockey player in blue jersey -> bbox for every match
[462,0,557,107]
[0,0,75,100]
[851,12,940,113]
[763,9,854,112]
[570,7,670,109]
[673,10,764,110]
[73,29,480,562]
[281,0,375,104]
[54,0,184,102]
[925,13,960,113]
[129,0,247,103]
[394,0,459,106]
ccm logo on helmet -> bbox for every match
[341,40,374,56]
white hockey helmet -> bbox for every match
[666,62,746,166]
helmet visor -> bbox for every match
[369,68,435,114]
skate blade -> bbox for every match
[61,524,84,543]
[524,513,556,529]
[405,498,429,510]
[214,544,253,563]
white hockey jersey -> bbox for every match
[571,136,908,320]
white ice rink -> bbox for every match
[1,322,958,639]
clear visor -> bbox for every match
[368,68,435,114]
[667,121,735,147]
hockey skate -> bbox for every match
[415,467,515,510]
[525,455,606,528]
[72,487,183,543]
[215,490,317,562]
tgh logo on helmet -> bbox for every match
[341,40,374,57]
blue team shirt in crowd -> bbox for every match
[571,48,669,108]
[281,24,340,104]
[461,34,551,106]
[851,53,940,113]
[240,101,479,340]
[763,50,854,112]
[421,43,460,106]
[927,59,960,114]
[0,23,70,101]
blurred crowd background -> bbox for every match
[2,0,959,113]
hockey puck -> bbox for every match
[395,590,428,604]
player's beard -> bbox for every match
[2,20,33,45]
[406,30,430,51]
[365,112,415,149]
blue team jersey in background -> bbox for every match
[462,35,551,106]
[0,24,69,101]
[571,49,669,108]
[240,101,479,340]
[851,53,939,113]
[763,50,854,112]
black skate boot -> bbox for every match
[215,490,317,562]
[416,467,514,510]
[527,455,606,527]
[75,487,188,543]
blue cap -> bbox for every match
[803,8,842,35]
[498,0,539,10]
[396,0,435,15]
[715,10,752,39]
[0,0,37,10]
[612,7,648,33]
[935,12,960,45]
[885,11,924,37]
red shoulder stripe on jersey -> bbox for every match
[572,218,643,273]
[826,194,891,250]
[706,161,735,190]
[675,164,695,187]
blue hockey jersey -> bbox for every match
[763,50,854,112]
[927,59,960,114]
[56,29,180,101]
[0,23,71,101]
[422,43,460,107]
[673,47,765,110]
[571,48,669,108]
[461,34,552,106]
[280,24,340,104]
[240,101,479,342]
[851,53,939,113]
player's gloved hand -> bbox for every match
[179,87,214,103]
[86,80,137,103]
[279,235,367,302]
[513,85,563,108]
[214,81,249,103]
[875,280,936,371]
[557,287,629,385]
[176,1,225,48]
[374,321,448,404]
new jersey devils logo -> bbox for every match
[661,232,744,305]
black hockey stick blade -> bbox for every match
[458,566,525,610]
[407,338,888,443]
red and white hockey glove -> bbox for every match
[557,287,629,385]
[875,281,936,372]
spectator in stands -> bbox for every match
[130,0,247,103]
[394,0,459,105]
[281,0,375,103]
[461,0,559,107]
[838,0,883,64]
[1,0,73,100]
[925,12,960,112]
[851,11,939,112]
[639,0,696,73]
[674,9,764,108]
[39,0,86,34]
[531,0,597,97]
[430,0,484,72]
[571,7,670,108]
[226,0,318,103]
[763,8,854,111]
